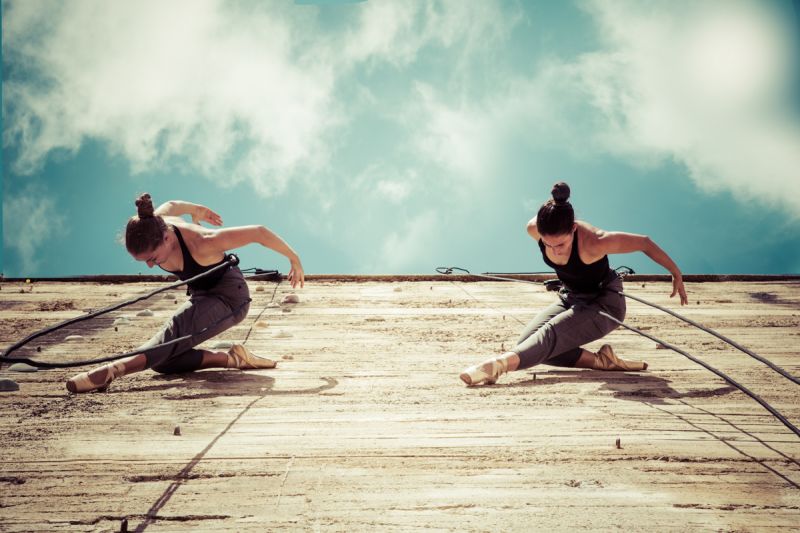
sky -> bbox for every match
[2,0,800,278]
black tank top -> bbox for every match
[163,226,230,291]
[538,232,610,293]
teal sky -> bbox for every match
[3,0,800,277]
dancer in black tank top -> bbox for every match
[66,193,305,393]
[460,182,688,386]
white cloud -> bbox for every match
[3,186,67,275]
[3,0,520,201]
[376,210,439,272]
[408,82,496,183]
[569,0,800,215]
[3,0,337,194]
[376,180,411,204]
[341,0,519,70]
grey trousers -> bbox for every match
[139,267,251,374]
[514,274,626,369]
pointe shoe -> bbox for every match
[594,344,648,371]
[66,361,127,393]
[228,344,277,370]
[460,357,508,386]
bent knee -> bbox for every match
[150,364,175,375]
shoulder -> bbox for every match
[576,220,603,241]
[576,220,607,255]
[169,219,210,234]
[526,217,540,241]
[170,219,216,246]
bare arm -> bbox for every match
[154,201,222,227]
[526,218,541,241]
[204,225,305,288]
[595,231,688,305]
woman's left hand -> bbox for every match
[671,275,688,306]
[288,259,305,289]
[192,206,223,227]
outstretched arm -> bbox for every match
[154,201,222,227]
[204,225,305,288]
[596,231,688,305]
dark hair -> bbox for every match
[125,193,167,255]
[536,182,575,236]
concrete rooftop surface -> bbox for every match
[0,277,798,532]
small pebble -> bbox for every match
[266,302,280,308]
[655,343,667,350]
[256,321,269,328]
[173,426,181,436]
[616,438,621,449]
[281,294,300,304]
[282,307,292,313]
[114,326,118,332]
[213,341,234,349]
[0,379,20,392]
[65,335,84,341]
[393,287,402,292]
[113,317,131,325]
[9,363,37,373]
[36,346,41,352]
[365,317,385,322]
[136,309,154,317]
[282,355,294,360]
[255,286,265,292]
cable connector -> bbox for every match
[544,279,563,292]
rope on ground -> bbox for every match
[596,310,800,438]
[0,256,280,369]
[436,265,800,439]
[241,278,282,346]
[615,289,800,386]
[438,266,799,386]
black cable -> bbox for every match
[436,265,800,438]
[0,299,250,369]
[439,266,800,386]
[610,266,799,385]
[240,278,282,346]
[614,289,800,386]
[597,310,800,438]
[1,255,242,368]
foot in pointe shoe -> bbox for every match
[459,357,508,386]
[228,344,277,369]
[594,344,648,371]
[66,361,126,393]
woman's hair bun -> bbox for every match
[135,193,155,218]
[551,182,571,205]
